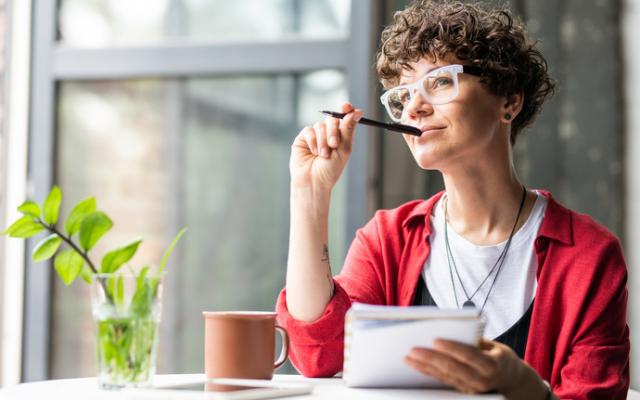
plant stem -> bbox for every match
[40,221,114,304]
[47,224,97,274]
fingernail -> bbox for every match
[328,137,337,147]
[355,114,362,122]
[321,148,330,158]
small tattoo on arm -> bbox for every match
[321,244,330,263]
[321,244,335,297]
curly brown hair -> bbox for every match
[376,0,556,144]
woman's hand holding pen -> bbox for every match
[290,102,363,192]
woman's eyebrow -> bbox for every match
[399,65,444,85]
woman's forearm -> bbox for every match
[285,186,335,322]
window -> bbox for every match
[23,0,379,380]
[50,72,348,375]
[58,0,350,45]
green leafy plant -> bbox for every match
[2,185,187,388]
[2,185,185,286]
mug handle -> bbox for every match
[274,325,289,370]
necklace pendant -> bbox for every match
[463,300,476,308]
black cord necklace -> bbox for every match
[444,185,527,313]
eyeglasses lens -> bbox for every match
[384,69,457,121]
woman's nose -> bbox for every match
[404,89,434,121]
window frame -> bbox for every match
[624,0,640,390]
[1,0,33,387]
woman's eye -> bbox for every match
[390,98,402,108]
[433,77,452,88]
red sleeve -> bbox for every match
[553,238,630,399]
[275,214,388,377]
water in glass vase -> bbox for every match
[96,316,160,389]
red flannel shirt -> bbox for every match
[276,191,630,399]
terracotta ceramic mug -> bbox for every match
[203,311,289,380]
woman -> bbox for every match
[276,1,630,398]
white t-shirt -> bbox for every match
[422,192,547,339]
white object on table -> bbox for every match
[0,374,504,400]
[344,303,483,387]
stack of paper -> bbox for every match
[343,302,484,388]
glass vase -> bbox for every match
[91,273,163,389]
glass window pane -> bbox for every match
[58,0,351,47]
[50,70,348,377]
[51,80,172,378]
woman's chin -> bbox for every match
[411,150,442,170]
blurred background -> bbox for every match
[0,0,638,390]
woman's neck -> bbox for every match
[441,157,535,246]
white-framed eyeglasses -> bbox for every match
[380,64,483,122]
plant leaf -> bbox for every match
[106,276,116,303]
[101,239,142,273]
[158,228,187,275]
[79,211,113,251]
[43,185,62,225]
[54,249,84,285]
[18,201,41,218]
[32,234,63,262]
[116,275,124,306]
[80,265,94,284]
[138,266,150,281]
[2,215,44,238]
[130,267,152,317]
[2,215,30,235]
[105,275,126,308]
[65,197,97,235]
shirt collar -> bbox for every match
[401,190,573,246]
[401,191,444,234]
[536,190,573,246]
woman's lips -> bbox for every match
[419,125,446,134]
[417,125,446,141]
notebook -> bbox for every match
[343,302,484,388]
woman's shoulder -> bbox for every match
[540,191,624,274]
[540,190,620,245]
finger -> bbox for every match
[433,339,497,377]
[338,108,363,150]
[313,122,330,159]
[479,337,494,350]
[407,348,491,391]
[405,356,481,394]
[474,338,516,369]
[301,126,318,156]
[325,116,340,149]
[425,358,492,394]
[339,102,354,114]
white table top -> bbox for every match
[0,374,504,400]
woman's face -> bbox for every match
[398,57,508,171]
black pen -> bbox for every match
[320,110,422,136]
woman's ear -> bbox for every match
[501,92,524,123]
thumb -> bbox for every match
[478,338,495,350]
